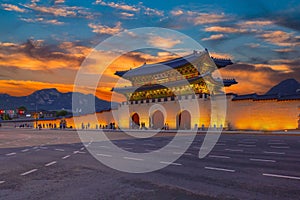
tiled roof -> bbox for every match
[115,51,233,78]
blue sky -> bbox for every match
[0,0,300,99]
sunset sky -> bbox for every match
[0,0,300,101]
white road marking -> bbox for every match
[55,149,65,152]
[127,142,134,145]
[204,166,235,173]
[250,158,276,163]
[225,148,243,152]
[73,151,79,154]
[238,144,256,147]
[173,152,192,156]
[160,161,182,166]
[20,169,38,176]
[77,151,86,154]
[123,157,144,161]
[263,173,300,180]
[97,153,112,157]
[268,143,286,145]
[209,155,230,159]
[21,149,29,152]
[144,143,155,146]
[270,146,290,149]
[99,146,110,149]
[263,151,285,155]
[62,155,71,159]
[123,147,133,150]
[6,152,16,156]
[45,161,57,167]
[0,181,5,184]
[80,147,85,151]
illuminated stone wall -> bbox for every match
[226,95,300,130]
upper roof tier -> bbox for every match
[115,50,233,78]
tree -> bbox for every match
[18,106,27,112]
[56,110,68,117]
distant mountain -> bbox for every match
[0,88,115,114]
[265,78,300,95]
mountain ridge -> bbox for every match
[0,88,113,114]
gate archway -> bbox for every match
[131,113,140,129]
[177,110,191,130]
[151,110,164,129]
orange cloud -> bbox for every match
[1,4,26,12]
[205,26,247,33]
[147,36,181,48]
[88,22,123,35]
[259,30,300,47]
[202,34,225,41]
[238,20,273,27]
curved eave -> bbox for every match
[112,73,211,93]
[114,56,233,78]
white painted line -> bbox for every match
[204,166,235,173]
[73,151,79,154]
[263,151,285,155]
[144,143,155,146]
[45,161,57,167]
[40,147,48,150]
[55,149,65,152]
[263,173,300,180]
[77,151,86,154]
[173,152,192,156]
[209,155,230,159]
[62,155,71,159]
[268,143,286,145]
[21,149,29,152]
[123,157,144,161]
[97,153,112,157]
[80,147,85,151]
[225,149,243,152]
[127,142,134,145]
[270,146,290,149]
[160,161,182,166]
[99,146,110,149]
[6,152,16,156]
[250,158,276,163]
[0,181,5,184]
[20,169,38,176]
[238,144,256,147]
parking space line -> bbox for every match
[209,155,230,159]
[20,169,38,176]
[263,173,300,180]
[45,161,57,167]
[263,151,285,155]
[250,158,276,163]
[97,153,112,157]
[160,161,182,166]
[62,155,71,159]
[205,166,235,173]
[123,157,144,161]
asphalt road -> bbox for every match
[0,128,300,200]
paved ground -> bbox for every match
[0,128,300,200]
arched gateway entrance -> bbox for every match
[131,113,140,129]
[151,110,164,129]
[177,110,191,130]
